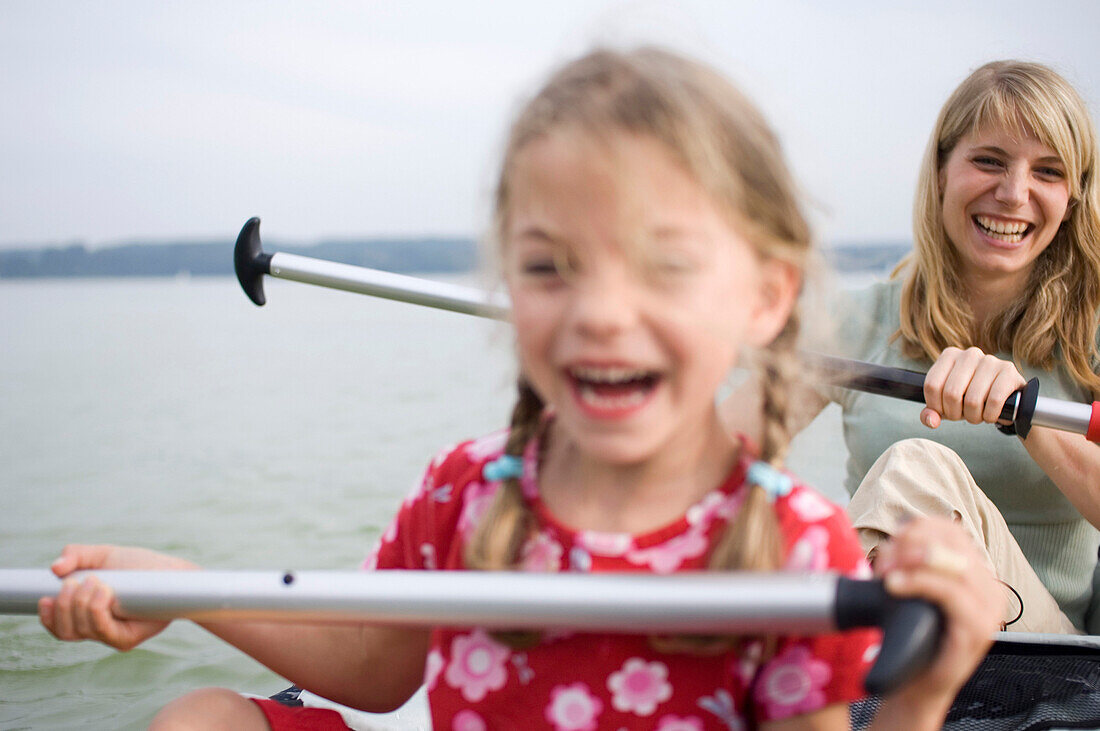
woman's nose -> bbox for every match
[994,166,1029,208]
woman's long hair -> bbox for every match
[898,60,1100,395]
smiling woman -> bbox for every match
[730,60,1100,636]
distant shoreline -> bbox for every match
[0,239,910,278]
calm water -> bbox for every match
[0,275,847,730]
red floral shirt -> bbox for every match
[367,430,878,730]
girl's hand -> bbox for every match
[38,544,197,651]
[873,517,1000,707]
[921,347,1026,430]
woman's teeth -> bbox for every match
[975,215,1030,243]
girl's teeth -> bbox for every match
[571,366,649,383]
[578,385,648,409]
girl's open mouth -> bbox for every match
[567,366,661,418]
[973,215,1033,244]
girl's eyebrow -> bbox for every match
[512,224,557,243]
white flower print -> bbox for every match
[424,649,444,690]
[576,531,634,557]
[787,489,836,523]
[361,542,380,570]
[607,657,672,716]
[785,525,830,572]
[465,429,509,462]
[545,682,603,731]
[419,543,437,570]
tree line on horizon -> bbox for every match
[0,238,910,278]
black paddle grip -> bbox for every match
[235,217,272,307]
[835,577,944,696]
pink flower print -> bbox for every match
[608,658,672,716]
[785,525,830,572]
[522,531,564,571]
[754,645,832,720]
[444,629,511,702]
[626,524,708,573]
[656,715,705,731]
[424,649,444,690]
[576,530,634,557]
[453,709,488,731]
[465,429,509,462]
[545,682,603,731]
[787,489,836,523]
[457,480,498,536]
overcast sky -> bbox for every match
[2,1,1098,249]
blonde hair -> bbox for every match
[465,48,812,644]
[898,60,1100,394]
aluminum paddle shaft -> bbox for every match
[1,568,937,695]
[809,354,1100,441]
[234,217,1100,442]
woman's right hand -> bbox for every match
[38,544,198,651]
[920,346,1026,430]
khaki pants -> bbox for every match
[846,438,1078,634]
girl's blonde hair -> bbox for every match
[898,60,1100,394]
[465,48,812,638]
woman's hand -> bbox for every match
[873,517,1001,719]
[921,346,1026,430]
[38,544,197,651]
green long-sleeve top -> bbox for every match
[824,279,1100,631]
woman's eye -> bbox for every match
[1035,166,1065,180]
[973,156,1003,169]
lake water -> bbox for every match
[0,275,848,730]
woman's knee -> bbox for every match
[149,687,269,731]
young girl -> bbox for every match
[39,48,999,730]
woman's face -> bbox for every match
[939,125,1072,292]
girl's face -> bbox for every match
[502,131,797,467]
[939,124,1072,292]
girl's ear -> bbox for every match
[746,258,801,347]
